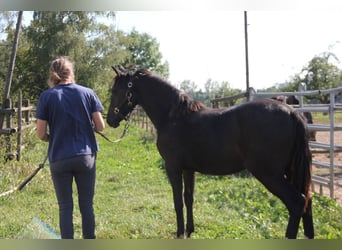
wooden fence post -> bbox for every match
[5,99,12,157]
[17,91,22,161]
[23,99,30,124]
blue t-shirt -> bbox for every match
[36,83,104,162]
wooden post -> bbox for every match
[0,11,23,128]
[17,91,22,161]
[5,99,12,129]
[244,11,250,101]
[5,98,12,160]
[23,99,30,123]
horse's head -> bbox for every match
[107,66,138,128]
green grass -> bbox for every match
[1,125,342,239]
[312,111,342,124]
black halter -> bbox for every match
[113,71,135,121]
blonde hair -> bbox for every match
[48,56,75,87]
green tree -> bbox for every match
[286,51,342,103]
[179,80,197,96]
[204,79,219,99]
[0,11,169,107]
[12,11,113,100]
[178,78,242,107]
[0,11,17,101]
[119,29,169,78]
[203,79,241,106]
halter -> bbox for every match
[101,72,136,143]
[113,72,135,120]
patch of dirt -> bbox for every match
[311,130,342,205]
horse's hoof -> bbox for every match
[177,233,187,239]
[304,234,314,239]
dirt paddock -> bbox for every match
[311,130,342,205]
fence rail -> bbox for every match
[0,91,34,161]
[131,106,156,135]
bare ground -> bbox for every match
[311,130,342,205]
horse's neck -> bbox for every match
[136,78,176,129]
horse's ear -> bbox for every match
[112,66,120,76]
[119,65,126,72]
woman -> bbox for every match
[36,56,105,239]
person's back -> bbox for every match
[36,56,105,239]
[38,83,103,162]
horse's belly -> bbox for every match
[187,154,244,175]
[195,166,244,176]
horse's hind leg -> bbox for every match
[286,214,301,239]
[183,170,195,237]
[252,173,306,238]
[287,199,314,239]
[302,197,314,239]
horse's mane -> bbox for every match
[169,91,206,119]
[133,69,206,119]
[134,69,153,77]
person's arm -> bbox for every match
[36,119,49,142]
[92,111,105,132]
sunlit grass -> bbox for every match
[1,125,342,239]
[312,111,342,124]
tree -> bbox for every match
[178,78,242,107]
[0,11,169,107]
[286,51,342,103]
[179,80,197,96]
[203,79,242,106]
[204,79,219,101]
[118,29,169,78]
[215,81,242,107]
[13,11,112,100]
[0,11,18,101]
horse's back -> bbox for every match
[233,100,303,173]
[235,99,299,141]
[157,99,306,175]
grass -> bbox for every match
[1,125,342,239]
[311,111,342,124]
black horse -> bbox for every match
[107,67,314,239]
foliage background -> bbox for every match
[1,11,341,109]
[0,11,169,108]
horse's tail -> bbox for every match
[287,111,312,212]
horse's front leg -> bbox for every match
[183,170,195,237]
[167,168,185,238]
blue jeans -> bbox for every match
[50,154,96,239]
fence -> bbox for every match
[211,85,342,199]
[131,106,156,135]
[0,91,34,161]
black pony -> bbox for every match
[107,67,314,239]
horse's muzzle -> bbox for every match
[106,116,120,128]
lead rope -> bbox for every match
[0,154,48,197]
[95,122,128,143]
[0,110,132,197]
[95,111,132,143]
